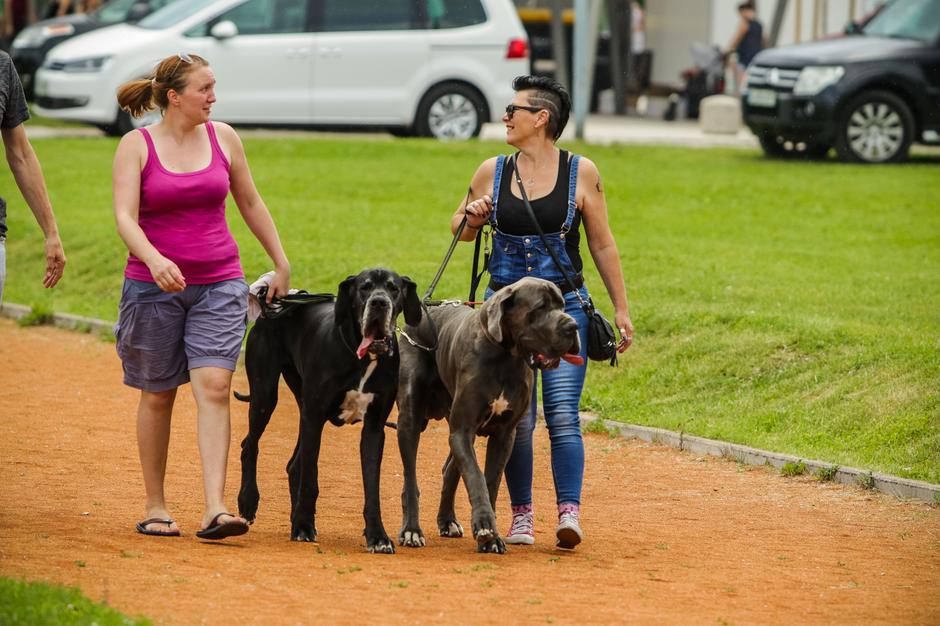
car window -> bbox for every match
[138,0,218,29]
[316,0,417,32]
[426,0,486,29]
[863,0,940,43]
[97,0,140,23]
[216,0,308,34]
[186,0,309,36]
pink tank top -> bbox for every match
[124,122,243,284]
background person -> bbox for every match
[453,75,633,549]
[1,0,35,51]
[726,1,764,96]
[0,49,66,302]
[112,53,290,540]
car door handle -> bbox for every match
[317,47,342,58]
[286,47,311,59]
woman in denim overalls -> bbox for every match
[451,76,633,549]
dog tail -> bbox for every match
[233,391,250,402]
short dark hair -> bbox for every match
[511,75,571,141]
[738,2,756,11]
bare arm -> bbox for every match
[3,124,66,288]
[218,122,290,302]
[450,157,498,242]
[112,130,185,291]
[577,158,634,351]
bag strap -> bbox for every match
[510,154,591,313]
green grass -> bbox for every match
[2,135,938,483]
[0,576,150,625]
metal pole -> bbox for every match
[768,0,790,47]
[573,0,589,138]
[550,0,568,90]
[795,0,803,43]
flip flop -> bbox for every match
[195,512,249,540]
[135,517,181,537]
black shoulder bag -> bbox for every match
[510,155,618,366]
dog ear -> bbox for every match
[481,285,516,343]
[400,276,423,327]
[334,275,357,327]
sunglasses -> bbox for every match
[505,104,543,119]
[168,52,193,79]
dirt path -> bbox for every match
[1,318,938,625]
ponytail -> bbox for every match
[116,78,155,118]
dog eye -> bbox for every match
[387,284,400,294]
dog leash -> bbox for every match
[256,286,335,319]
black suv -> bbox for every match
[743,0,940,163]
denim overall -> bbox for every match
[485,153,589,507]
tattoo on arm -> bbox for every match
[595,178,603,193]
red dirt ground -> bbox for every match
[1,318,938,625]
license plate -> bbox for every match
[747,88,777,108]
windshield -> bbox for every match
[137,0,220,29]
[863,0,940,42]
[96,0,138,23]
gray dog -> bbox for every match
[396,277,582,553]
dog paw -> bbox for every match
[473,527,496,544]
[438,520,464,538]
[291,525,318,543]
[367,537,396,554]
[477,535,507,554]
[399,529,426,547]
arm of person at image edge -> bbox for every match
[452,157,634,353]
[2,79,67,288]
[112,122,290,301]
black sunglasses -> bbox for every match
[505,104,543,119]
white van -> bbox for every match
[33,0,529,139]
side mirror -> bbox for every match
[210,20,238,40]
[125,3,150,23]
[844,21,861,35]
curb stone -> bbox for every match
[3,302,936,505]
[580,413,940,505]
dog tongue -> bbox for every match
[561,353,584,366]
[356,336,374,359]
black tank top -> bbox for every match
[496,150,583,272]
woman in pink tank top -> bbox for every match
[112,53,290,541]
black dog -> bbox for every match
[236,268,421,553]
[396,277,581,553]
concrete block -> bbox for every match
[700,95,742,134]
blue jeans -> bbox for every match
[486,285,589,507]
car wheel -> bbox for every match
[758,134,830,160]
[414,82,486,140]
[835,90,913,164]
[114,108,163,136]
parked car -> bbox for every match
[32,0,529,139]
[10,0,176,99]
[743,0,940,163]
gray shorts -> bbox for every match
[115,277,248,392]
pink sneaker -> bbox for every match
[505,506,534,545]
[555,504,582,549]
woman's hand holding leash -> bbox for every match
[464,194,493,229]
[266,264,291,303]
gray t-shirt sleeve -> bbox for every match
[0,51,30,129]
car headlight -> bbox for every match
[45,55,111,73]
[793,66,844,96]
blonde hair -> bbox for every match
[116,53,209,118]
